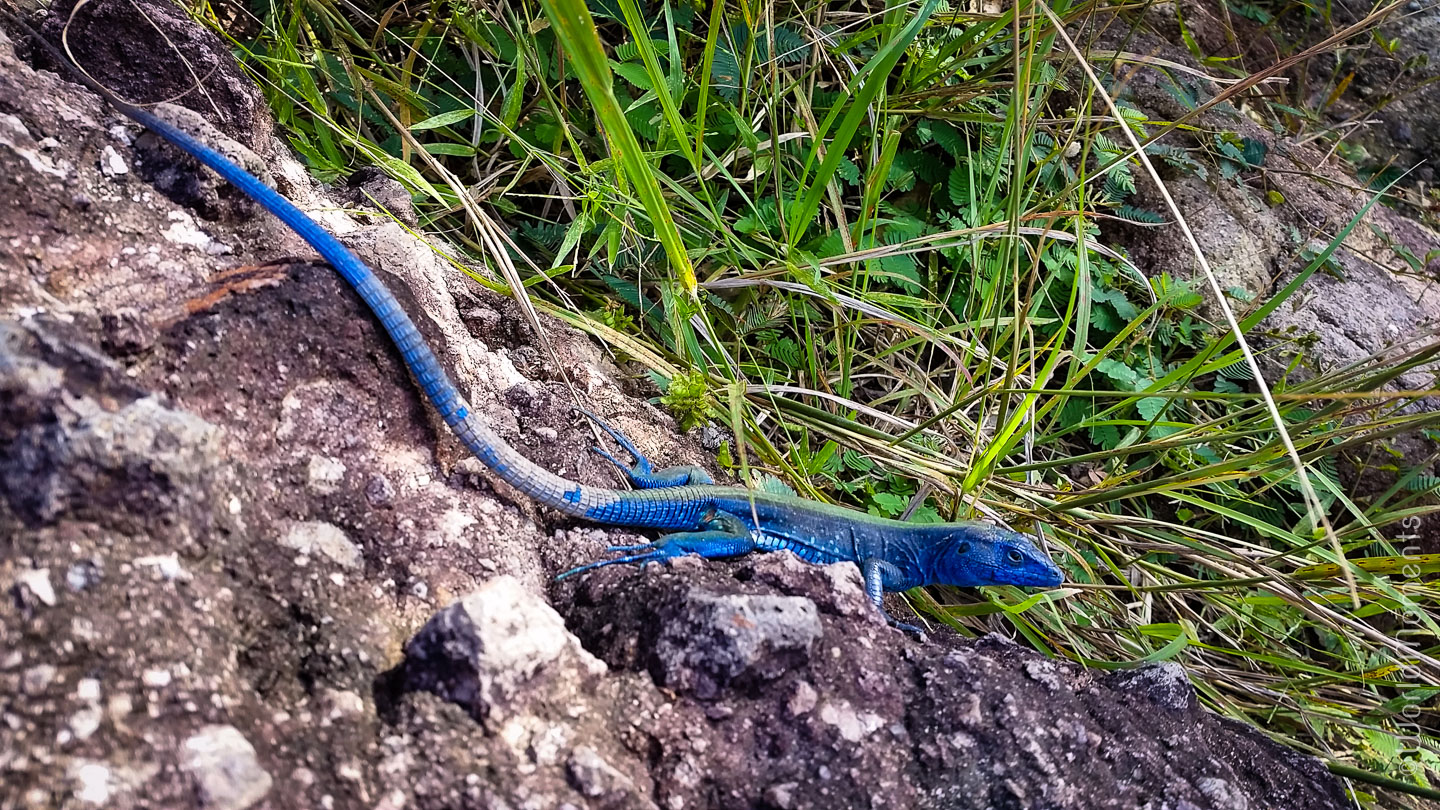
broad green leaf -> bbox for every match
[422,142,477,156]
[409,108,477,131]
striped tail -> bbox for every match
[121,105,604,516]
[0,15,620,517]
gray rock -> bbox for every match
[13,567,55,606]
[1107,662,1197,714]
[341,167,419,227]
[764,781,799,810]
[1123,175,1284,318]
[565,745,651,805]
[65,560,103,592]
[365,473,396,506]
[305,455,346,493]
[654,590,822,699]
[786,680,819,716]
[402,575,606,722]
[1197,776,1250,810]
[67,758,160,805]
[99,144,129,176]
[69,703,103,739]
[278,520,362,569]
[22,663,56,695]
[180,725,273,810]
[1,318,223,524]
[1325,2,1440,180]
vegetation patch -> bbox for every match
[213,0,1439,800]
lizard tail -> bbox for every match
[5,15,609,518]
[130,107,606,517]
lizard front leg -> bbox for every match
[862,558,926,635]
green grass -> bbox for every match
[195,0,1438,800]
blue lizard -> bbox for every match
[31,29,1064,631]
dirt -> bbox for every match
[0,2,1374,808]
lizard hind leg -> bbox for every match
[577,408,713,488]
[555,525,757,582]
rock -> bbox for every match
[565,745,650,804]
[563,566,1351,810]
[99,143,128,175]
[1197,776,1250,810]
[365,473,396,506]
[317,688,365,723]
[65,560,103,592]
[401,575,606,722]
[132,552,188,581]
[75,677,102,702]
[13,567,55,606]
[786,680,819,716]
[22,663,56,695]
[69,760,115,804]
[69,702,103,739]
[341,167,419,227]
[66,758,161,806]
[1099,19,1440,547]
[0,319,224,525]
[180,725,273,810]
[305,455,346,493]
[1321,1,1440,182]
[817,699,885,743]
[1024,658,1066,692]
[653,590,822,699]
[1106,661,1196,713]
[740,551,876,619]
[278,520,363,569]
[1121,175,1285,316]
[764,782,799,809]
[0,112,68,180]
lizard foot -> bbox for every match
[576,409,712,489]
[603,540,665,553]
[555,529,756,582]
[889,618,928,639]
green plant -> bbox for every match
[205,0,1439,798]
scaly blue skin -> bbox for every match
[72,69,1064,632]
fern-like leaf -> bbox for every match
[1216,360,1255,381]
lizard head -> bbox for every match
[928,523,1064,589]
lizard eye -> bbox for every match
[1005,548,1024,564]
[957,542,971,554]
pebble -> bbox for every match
[181,725,273,810]
[279,521,362,570]
[14,568,56,606]
[66,561,102,592]
[70,761,113,804]
[786,681,818,717]
[70,704,103,739]
[307,455,347,493]
[100,145,129,176]
[23,664,57,694]
[76,678,102,702]
[133,553,187,581]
